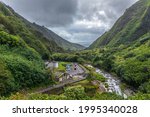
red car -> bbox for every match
[74,64,77,70]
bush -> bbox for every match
[0,31,25,47]
[101,57,114,71]
[52,53,79,62]
[64,86,90,100]
[77,57,85,64]
[116,59,150,87]
[0,43,50,96]
[84,85,97,97]
[86,69,106,82]
[139,81,150,93]
[3,55,48,88]
[28,94,67,100]
[0,60,15,96]
[93,92,123,100]
[124,52,136,59]
[129,93,150,100]
[136,53,150,62]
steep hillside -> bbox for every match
[0,2,56,96]
[91,37,150,93]
[0,2,63,59]
[89,0,150,49]
[0,1,84,97]
[31,23,85,51]
[0,31,53,96]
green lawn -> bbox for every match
[56,62,71,72]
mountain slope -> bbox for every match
[0,1,84,56]
[0,2,63,59]
[89,0,150,49]
[0,2,57,95]
[31,23,85,51]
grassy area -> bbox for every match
[84,64,96,72]
[84,65,106,82]
[55,62,71,72]
[67,80,98,97]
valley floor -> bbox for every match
[29,62,133,99]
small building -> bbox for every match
[45,61,58,69]
[53,62,58,68]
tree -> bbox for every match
[64,86,90,100]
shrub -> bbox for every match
[124,52,136,59]
[117,59,150,87]
[0,31,25,47]
[64,86,90,100]
[136,53,150,62]
[86,69,106,82]
[139,81,150,93]
[3,55,49,88]
[128,93,150,100]
[29,94,67,100]
[93,92,123,100]
[0,60,15,96]
[0,43,50,96]
[102,57,114,71]
[77,57,85,64]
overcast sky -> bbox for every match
[1,0,138,47]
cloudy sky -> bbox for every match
[1,0,138,47]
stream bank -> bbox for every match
[88,64,134,98]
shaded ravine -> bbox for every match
[95,67,134,98]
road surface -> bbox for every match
[66,63,85,76]
[36,77,86,94]
[35,63,86,94]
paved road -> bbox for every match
[36,76,86,94]
[35,63,86,94]
[66,63,85,76]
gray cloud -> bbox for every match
[1,0,138,46]
[1,0,78,27]
[77,0,138,28]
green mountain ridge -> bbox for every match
[31,23,85,51]
[1,0,150,100]
[0,2,64,59]
[89,0,150,49]
[0,1,84,96]
[0,2,84,55]
[83,0,150,99]
[11,3,85,51]
[0,2,58,96]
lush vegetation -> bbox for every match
[0,31,53,96]
[56,62,71,72]
[0,85,123,100]
[84,39,150,99]
[89,0,150,48]
[0,2,64,97]
[87,0,150,99]
[0,0,150,100]
[0,2,63,60]
[50,37,150,99]
[32,23,85,51]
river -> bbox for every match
[95,68,132,98]
[45,62,133,98]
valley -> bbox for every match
[0,0,150,100]
[29,61,133,99]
